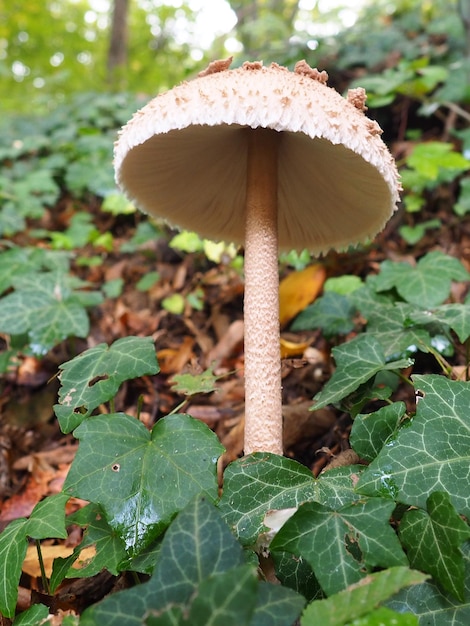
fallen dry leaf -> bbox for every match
[279,264,326,327]
[23,544,96,578]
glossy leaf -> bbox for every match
[357,375,470,516]
[79,497,252,625]
[63,413,223,554]
[311,334,412,410]
[399,491,470,601]
[54,336,160,432]
[219,453,363,546]
[271,499,407,595]
[50,504,129,592]
[301,567,426,626]
[350,402,407,462]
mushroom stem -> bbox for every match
[243,128,283,455]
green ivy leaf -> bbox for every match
[79,497,251,625]
[0,246,68,294]
[63,413,224,554]
[81,497,304,626]
[0,493,68,617]
[409,304,470,344]
[272,551,321,602]
[170,367,222,396]
[219,453,363,547]
[311,335,412,411]
[0,271,92,355]
[11,603,50,625]
[366,302,432,358]
[350,403,407,462]
[386,542,470,624]
[356,375,470,516]
[345,606,418,625]
[271,499,407,595]
[0,518,29,618]
[291,292,356,338]
[374,252,470,308]
[399,491,470,601]
[50,503,129,593]
[301,567,426,626]
[26,492,69,540]
[252,581,306,626]
[184,564,259,625]
[54,336,160,433]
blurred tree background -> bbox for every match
[2,0,468,114]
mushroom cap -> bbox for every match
[114,60,400,253]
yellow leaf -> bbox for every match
[23,544,96,578]
[280,337,310,359]
[279,264,326,327]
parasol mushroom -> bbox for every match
[114,58,400,456]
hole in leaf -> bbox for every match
[344,533,362,563]
[415,389,425,403]
[88,374,109,387]
[111,464,120,472]
[73,405,88,415]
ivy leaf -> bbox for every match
[311,335,412,411]
[219,453,363,546]
[79,497,252,625]
[366,302,433,358]
[170,367,222,396]
[270,499,407,595]
[399,491,470,601]
[386,542,470,624]
[0,494,68,618]
[291,292,356,338]
[350,403,407,462]
[10,603,50,625]
[301,567,427,626]
[272,551,321,602]
[374,252,470,308]
[0,271,92,355]
[184,564,259,625]
[0,519,29,618]
[356,375,470,517]
[63,413,223,555]
[50,503,129,593]
[344,606,418,625]
[409,303,470,344]
[54,336,160,433]
[26,492,69,540]
[253,582,306,626]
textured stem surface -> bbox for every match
[243,128,283,455]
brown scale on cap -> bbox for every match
[347,87,368,112]
[198,57,233,77]
[294,59,328,84]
